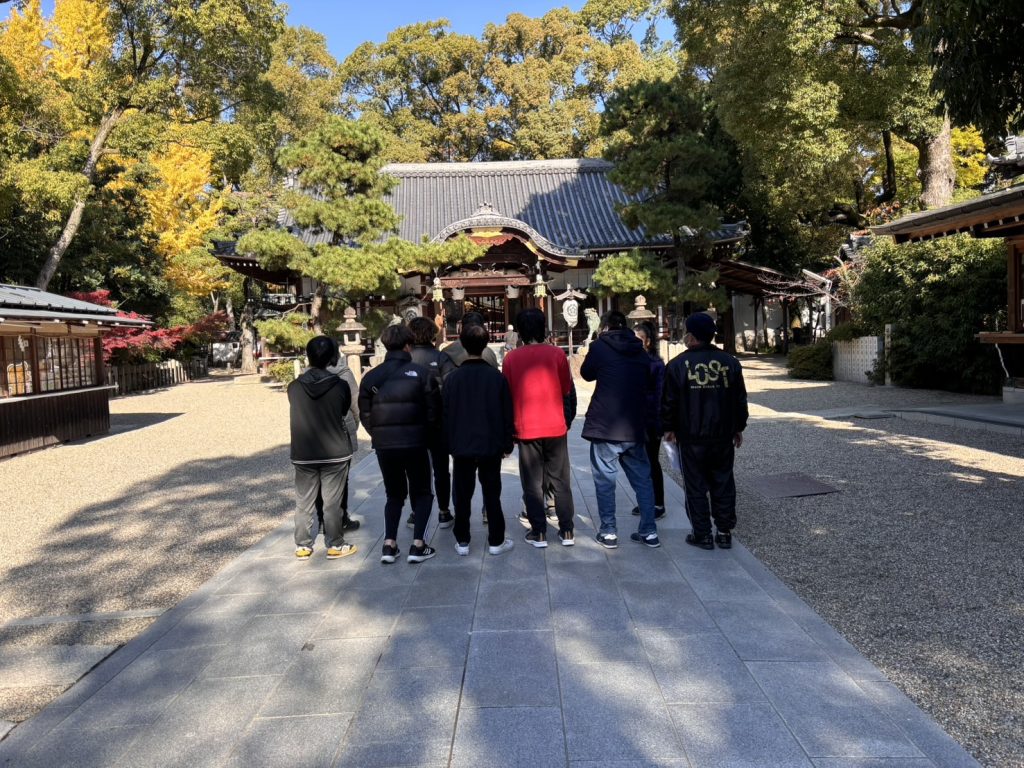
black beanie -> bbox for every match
[685,312,716,343]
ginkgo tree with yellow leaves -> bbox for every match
[142,142,229,299]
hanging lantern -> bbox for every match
[506,284,520,299]
[451,287,465,300]
[533,274,547,298]
[431,277,444,303]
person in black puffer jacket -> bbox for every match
[408,317,455,529]
[288,336,357,561]
[359,323,441,564]
[662,312,748,551]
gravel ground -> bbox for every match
[662,355,1023,767]
[0,374,368,724]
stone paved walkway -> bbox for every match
[0,416,979,767]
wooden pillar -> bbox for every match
[1009,238,1024,334]
[94,336,105,386]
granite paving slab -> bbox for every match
[0,430,981,768]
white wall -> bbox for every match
[833,336,883,384]
[731,295,784,352]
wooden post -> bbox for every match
[1009,239,1023,334]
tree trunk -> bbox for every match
[310,283,327,333]
[36,107,125,289]
[916,114,955,210]
[225,294,235,329]
[879,129,896,203]
[240,279,257,374]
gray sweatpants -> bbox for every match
[294,461,351,549]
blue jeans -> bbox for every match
[589,440,657,536]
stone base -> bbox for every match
[1003,386,1024,404]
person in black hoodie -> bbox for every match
[443,323,514,556]
[662,312,748,550]
[407,317,455,529]
[288,336,357,560]
[359,323,441,564]
[580,310,660,550]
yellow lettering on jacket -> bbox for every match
[685,359,729,388]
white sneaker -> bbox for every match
[488,538,514,556]
[455,542,470,556]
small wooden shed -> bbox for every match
[0,284,150,458]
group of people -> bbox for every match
[286,306,748,563]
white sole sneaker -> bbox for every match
[488,539,514,556]
[455,542,470,556]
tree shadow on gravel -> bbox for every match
[0,447,293,629]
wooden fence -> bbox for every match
[106,359,208,397]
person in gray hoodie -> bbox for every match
[288,335,357,560]
[579,311,659,550]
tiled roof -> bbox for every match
[0,284,151,326]
[280,159,748,256]
[384,159,659,253]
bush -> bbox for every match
[787,342,833,380]
[853,235,1005,394]
[825,322,871,342]
[267,360,299,384]
[255,315,315,353]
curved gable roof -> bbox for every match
[383,158,665,253]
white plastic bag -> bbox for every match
[662,440,681,472]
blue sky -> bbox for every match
[12,1,584,64]
[286,1,584,61]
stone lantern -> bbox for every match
[626,294,656,322]
[337,307,366,379]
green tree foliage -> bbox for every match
[853,235,1006,393]
[670,0,954,227]
[602,73,726,237]
[238,117,483,330]
[340,8,668,163]
[924,0,1024,141]
[6,0,287,289]
[592,250,676,301]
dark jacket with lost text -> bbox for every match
[661,343,748,445]
[358,350,439,451]
[288,367,354,463]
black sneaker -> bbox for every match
[380,543,399,564]
[630,531,661,548]
[342,516,361,531]
[407,544,437,563]
[632,505,666,519]
[437,510,454,529]
[714,530,732,549]
[525,531,548,548]
[406,513,415,528]
[686,533,715,551]
[595,533,618,549]
[558,529,575,546]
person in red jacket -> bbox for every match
[502,308,576,547]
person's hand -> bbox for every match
[664,431,676,444]
[733,432,743,448]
